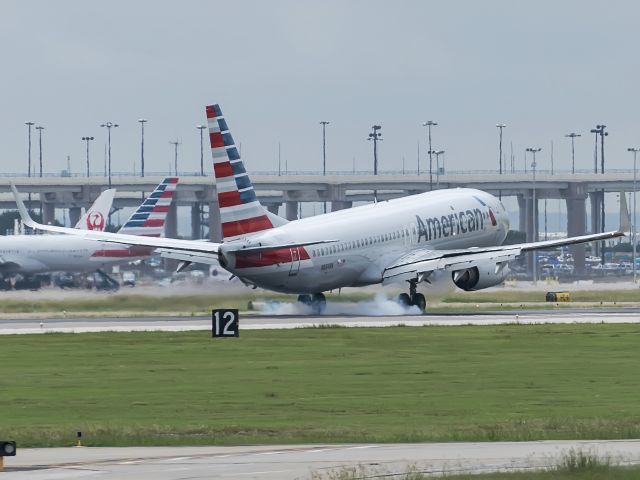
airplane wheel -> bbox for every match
[398,293,411,306]
[411,293,426,313]
[311,293,326,314]
[297,294,312,306]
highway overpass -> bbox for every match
[0,172,634,274]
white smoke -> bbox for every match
[254,293,422,316]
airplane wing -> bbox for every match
[13,185,333,264]
[382,230,624,284]
[12,184,221,258]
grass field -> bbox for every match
[0,287,635,316]
[313,464,640,480]
[312,463,640,480]
[3,324,640,447]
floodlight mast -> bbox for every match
[526,147,542,283]
[565,132,581,174]
[422,121,438,190]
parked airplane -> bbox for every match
[3,177,177,289]
[13,104,625,311]
[72,187,115,231]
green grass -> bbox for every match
[312,465,640,480]
[441,289,640,304]
[312,466,640,480]
[0,288,634,317]
[0,292,376,315]
[3,324,640,447]
[311,451,637,479]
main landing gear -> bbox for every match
[397,280,426,313]
[297,293,326,314]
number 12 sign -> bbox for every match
[212,309,239,338]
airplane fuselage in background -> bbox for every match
[0,235,151,276]
[221,188,509,293]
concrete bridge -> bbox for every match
[0,172,635,274]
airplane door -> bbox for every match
[289,247,301,276]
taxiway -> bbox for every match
[3,440,640,479]
[0,308,639,334]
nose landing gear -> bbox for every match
[397,280,426,313]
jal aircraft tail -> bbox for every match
[117,177,179,237]
[75,188,116,231]
[206,104,285,241]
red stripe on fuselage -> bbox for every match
[235,247,310,268]
[160,191,174,198]
[152,205,170,213]
[91,246,154,258]
[218,191,242,208]
[222,215,273,238]
[214,161,234,178]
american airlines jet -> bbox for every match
[14,104,624,312]
[4,178,177,287]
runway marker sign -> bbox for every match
[212,309,239,338]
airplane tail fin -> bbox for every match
[117,177,179,237]
[619,191,631,234]
[206,104,281,241]
[76,188,116,230]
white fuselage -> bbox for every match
[0,235,151,276]
[222,188,509,294]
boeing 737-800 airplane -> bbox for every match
[14,104,625,312]
[4,178,177,288]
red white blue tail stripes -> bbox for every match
[206,104,273,240]
[118,177,178,237]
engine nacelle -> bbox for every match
[452,262,510,291]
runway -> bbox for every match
[0,308,640,334]
[4,440,640,479]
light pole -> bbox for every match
[196,125,206,176]
[526,147,542,283]
[170,140,181,176]
[368,125,382,201]
[138,119,147,177]
[628,147,639,283]
[565,132,581,174]
[25,121,34,177]
[496,124,506,175]
[429,149,445,186]
[82,136,94,177]
[589,127,599,173]
[368,125,382,175]
[320,121,330,213]
[591,125,608,265]
[100,122,118,187]
[595,124,608,174]
[422,121,437,189]
[35,125,44,177]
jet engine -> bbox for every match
[452,261,510,291]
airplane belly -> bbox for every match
[232,255,368,294]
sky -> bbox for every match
[2,0,639,179]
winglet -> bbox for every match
[11,184,39,230]
[619,191,631,234]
